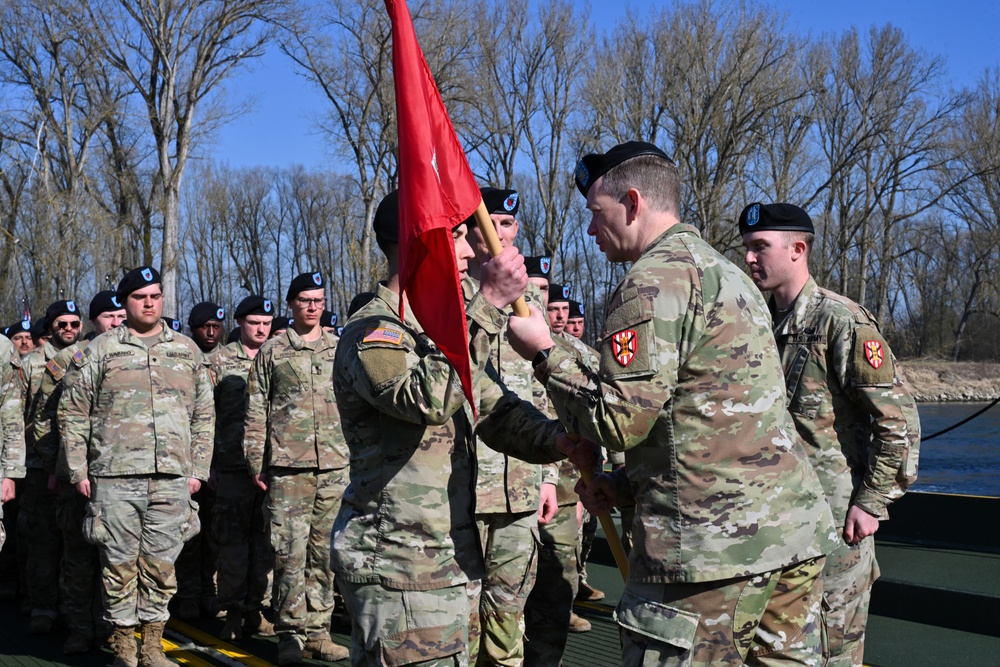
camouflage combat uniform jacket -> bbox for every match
[59,326,215,483]
[210,342,255,472]
[534,223,838,584]
[331,284,564,591]
[772,277,920,524]
[243,328,347,475]
[22,341,83,474]
[0,336,25,482]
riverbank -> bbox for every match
[903,360,1000,402]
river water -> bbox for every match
[914,402,1000,497]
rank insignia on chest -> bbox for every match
[611,329,637,367]
[864,340,884,369]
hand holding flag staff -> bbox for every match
[385,0,627,582]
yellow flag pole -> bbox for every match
[472,205,630,582]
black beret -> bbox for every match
[286,272,325,302]
[234,295,275,320]
[163,317,182,332]
[481,187,519,216]
[347,291,377,318]
[738,202,815,236]
[189,302,225,328]
[548,283,571,304]
[89,291,123,320]
[270,316,290,332]
[226,326,241,344]
[117,266,161,301]
[320,310,338,328]
[30,320,45,338]
[524,256,552,279]
[373,190,400,246]
[575,141,673,197]
[45,300,81,328]
[568,300,585,319]
[4,320,31,338]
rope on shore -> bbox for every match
[922,395,1000,441]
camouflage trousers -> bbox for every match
[85,475,199,627]
[57,486,105,638]
[214,470,273,612]
[820,537,879,667]
[473,510,540,666]
[265,467,346,643]
[341,578,482,667]
[17,469,61,617]
[577,510,598,585]
[618,556,826,667]
[523,503,579,667]
[174,484,218,609]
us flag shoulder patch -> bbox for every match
[363,328,403,345]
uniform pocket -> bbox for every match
[81,501,112,546]
[615,588,700,650]
[379,625,463,667]
[180,498,202,542]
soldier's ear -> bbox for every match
[625,188,641,221]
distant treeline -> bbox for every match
[1,0,998,360]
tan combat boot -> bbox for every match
[110,625,139,667]
[303,633,350,662]
[139,621,173,667]
[243,609,275,637]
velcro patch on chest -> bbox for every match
[363,328,404,345]
[45,359,66,381]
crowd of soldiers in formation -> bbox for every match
[0,140,921,667]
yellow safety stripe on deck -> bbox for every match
[168,619,276,667]
[160,633,217,667]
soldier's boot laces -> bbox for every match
[243,609,275,637]
[303,633,349,662]
[220,609,243,641]
[139,621,173,667]
[110,625,139,667]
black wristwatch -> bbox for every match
[532,346,555,369]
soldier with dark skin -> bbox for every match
[19,299,84,636]
[60,267,215,667]
[331,191,567,667]
[211,295,277,642]
[243,273,349,665]
[507,142,838,667]
[189,302,225,355]
[740,202,921,667]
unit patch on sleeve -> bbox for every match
[852,325,893,387]
[611,329,637,367]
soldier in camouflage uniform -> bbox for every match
[243,272,349,665]
[19,299,85,635]
[740,202,921,667]
[332,191,566,667]
[53,292,127,654]
[461,188,552,666]
[0,334,26,554]
[508,142,839,667]
[59,266,215,667]
[211,295,276,641]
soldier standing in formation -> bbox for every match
[508,141,839,666]
[0,328,25,553]
[6,320,36,356]
[740,202,921,667]
[244,272,350,665]
[60,266,215,667]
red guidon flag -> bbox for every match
[385,0,482,409]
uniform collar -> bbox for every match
[375,282,423,336]
[640,222,701,260]
[283,325,337,352]
[771,276,820,335]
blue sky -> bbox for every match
[211,0,1000,170]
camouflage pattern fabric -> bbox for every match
[340,579,482,667]
[523,502,578,667]
[534,223,838,585]
[265,468,346,643]
[0,335,26,488]
[173,485,218,611]
[331,284,562,591]
[56,485,105,638]
[243,329,347,475]
[769,276,919,665]
[210,342,255,472]
[618,556,826,666]
[59,326,215,484]
[22,341,75,472]
[16,469,60,616]
[332,283,563,661]
[85,475,198,626]
[213,470,272,612]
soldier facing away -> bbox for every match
[59,266,215,667]
[507,141,839,667]
[740,202,921,667]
